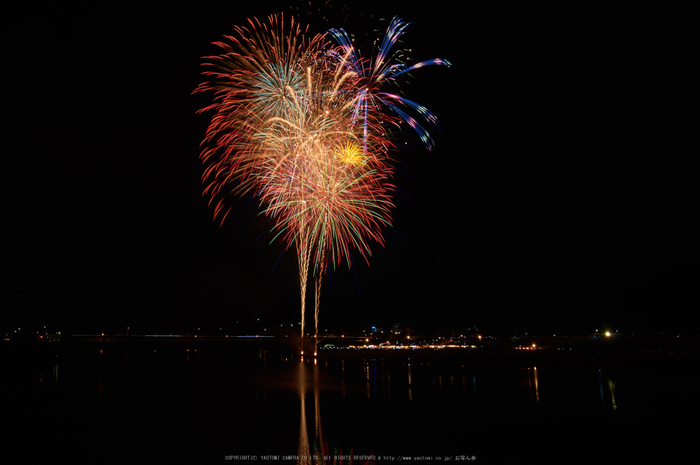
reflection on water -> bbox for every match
[26,346,638,417]
[408,362,412,401]
[38,361,59,386]
[598,368,620,411]
[291,358,570,462]
[519,366,540,402]
[8,342,700,463]
[298,361,311,463]
[336,359,488,403]
[297,359,361,464]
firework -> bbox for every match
[328,16,452,152]
[196,14,450,354]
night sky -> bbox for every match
[7,2,698,335]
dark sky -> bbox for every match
[7,2,697,335]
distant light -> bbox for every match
[605,331,612,337]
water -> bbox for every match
[3,340,698,464]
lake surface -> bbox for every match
[3,339,697,463]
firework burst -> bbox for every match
[196,13,450,354]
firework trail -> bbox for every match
[328,16,451,152]
[195,14,450,354]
